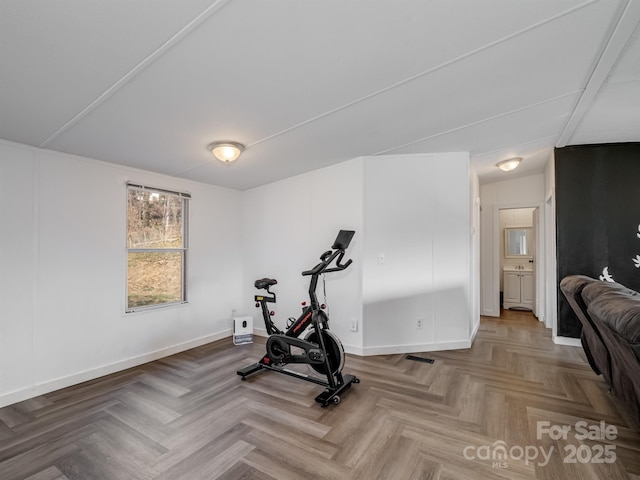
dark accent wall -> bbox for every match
[555,143,640,337]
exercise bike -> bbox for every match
[237,230,359,406]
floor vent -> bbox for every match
[405,355,435,364]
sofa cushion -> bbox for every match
[583,281,640,361]
[560,275,599,297]
[581,280,638,303]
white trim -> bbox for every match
[254,328,364,355]
[31,150,40,405]
[362,339,472,356]
[125,184,190,313]
[253,327,268,337]
[545,188,557,331]
[39,0,233,148]
[552,335,582,347]
[556,0,640,147]
[342,344,365,356]
[0,329,232,408]
[545,188,554,203]
[493,202,545,323]
[470,318,481,343]
[255,328,471,357]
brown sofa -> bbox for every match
[560,275,640,429]
[560,276,612,384]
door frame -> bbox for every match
[493,202,544,321]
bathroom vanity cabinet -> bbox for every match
[503,268,534,310]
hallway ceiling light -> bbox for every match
[208,141,244,163]
[496,157,522,172]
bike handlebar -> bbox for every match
[325,257,352,273]
[302,249,352,276]
[301,230,355,277]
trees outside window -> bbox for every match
[126,185,189,312]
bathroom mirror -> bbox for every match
[505,228,532,257]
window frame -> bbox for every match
[125,183,190,313]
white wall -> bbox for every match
[0,140,243,407]
[1,141,479,406]
[0,143,36,403]
[242,152,477,356]
[480,174,545,317]
[362,153,474,354]
[242,159,364,352]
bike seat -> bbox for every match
[254,278,277,290]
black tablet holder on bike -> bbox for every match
[237,230,359,406]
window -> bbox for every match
[126,184,189,312]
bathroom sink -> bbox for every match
[503,265,533,272]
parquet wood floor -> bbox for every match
[1,311,639,479]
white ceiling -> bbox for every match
[1,0,639,190]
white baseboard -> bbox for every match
[0,329,232,408]
[362,339,472,356]
[342,344,364,356]
[254,328,364,355]
[470,319,481,343]
[253,327,268,337]
[255,328,471,357]
[553,335,582,347]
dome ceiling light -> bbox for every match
[208,141,244,163]
[496,157,522,172]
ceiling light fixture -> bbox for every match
[208,141,244,163]
[496,157,522,172]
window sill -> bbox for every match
[125,301,189,315]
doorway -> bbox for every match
[498,206,539,317]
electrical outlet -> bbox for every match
[350,320,358,332]
[416,318,423,329]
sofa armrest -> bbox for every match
[583,282,640,362]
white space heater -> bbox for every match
[233,316,254,345]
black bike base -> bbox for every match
[237,363,359,407]
[313,373,359,407]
